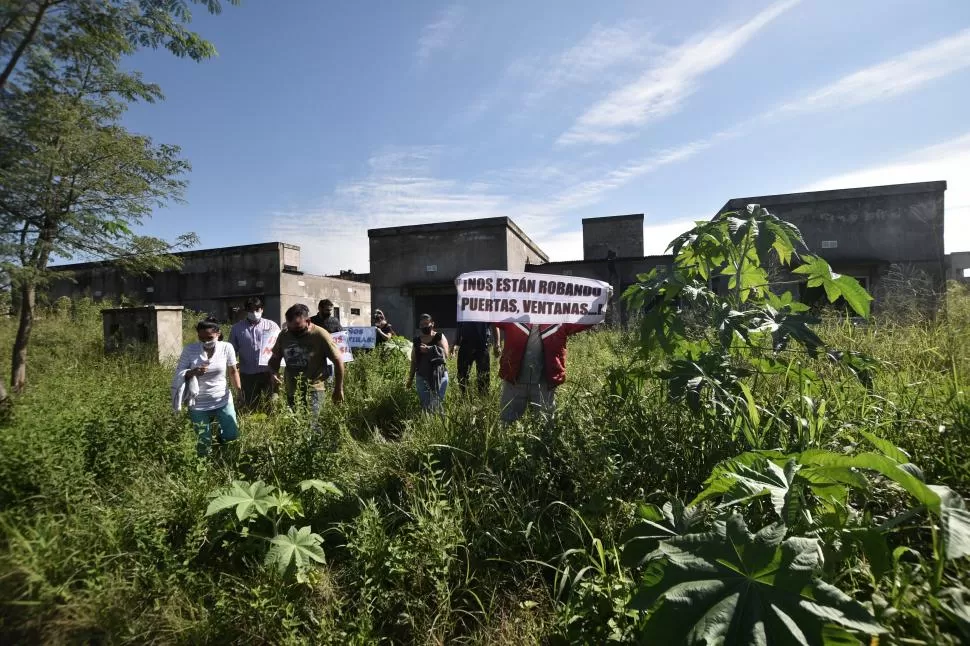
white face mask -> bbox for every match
[202,340,217,350]
[247,310,262,322]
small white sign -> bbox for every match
[237,280,247,287]
[257,332,278,367]
[426,264,437,272]
[146,287,154,293]
[821,240,838,249]
[346,326,376,348]
[328,331,355,363]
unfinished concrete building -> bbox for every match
[368,217,548,337]
[49,242,371,326]
[721,181,947,305]
[525,181,948,318]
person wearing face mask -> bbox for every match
[373,309,394,345]
[174,318,242,456]
[229,297,282,410]
[406,313,449,413]
[268,303,345,421]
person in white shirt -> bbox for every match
[174,318,242,456]
[229,297,281,410]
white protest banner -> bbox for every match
[328,330,355,363]
[456,271,611,325]
[346,326,376,349]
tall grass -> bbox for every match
[1,288,969,643]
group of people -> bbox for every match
[172,297,589,456]
[405,313,590,422]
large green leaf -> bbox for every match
[265,525,327,574]
[792,256,872,318]
[929,485,970,559]
[299,479,344,497]
[622,499,706,568]
[206,480,277,522]
[691,457,794,516]
[857,430,910,464]
[629,514,885,645]
[934,587,970,641]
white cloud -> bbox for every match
[267,132,723,274]
[800,132,970,253]
[520,22,660,105]
[774,28,970,116]
[558,0,800,146]
[539,127,741,214]
[269,147,509,274]
[458,22,658,126]
[416,4,464,67]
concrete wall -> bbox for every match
[583,214,644,260]
[50,243,289,322]
[723,182,947,295]
[102,305,183,363]
[279,272,371,327]
[948,252,970,283]
[369,217,545,338]
[506,220,549,271]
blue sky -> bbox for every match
[122,0,970,275]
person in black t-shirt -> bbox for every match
[453,321,498,395]
[310,299,343,334]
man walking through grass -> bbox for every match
[268,304,344,425]
[229,297,280,410]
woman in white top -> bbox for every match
[174,318,242,456]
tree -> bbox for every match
[0,0,235,94]
[0,1,233,393]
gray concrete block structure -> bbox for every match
[947,252,970,284]
[721,181,947,298]
[526,181,948,319]
[102,305,184,362]
[50,242,371,326]
[583,214,644,260]
[368,217,547,338]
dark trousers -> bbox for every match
[457,348,490,394]
[240,372,275,410]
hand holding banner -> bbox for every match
[456,271,611,325]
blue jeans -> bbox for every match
[415,373,448,414]
[189,399,239,456]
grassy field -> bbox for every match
[1,291,970,644]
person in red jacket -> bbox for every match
[494,322,591,423]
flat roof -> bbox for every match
[582,213,644,224]
[367,216,549,262]
[528,254,672,267]
[50,241,289,272]
[722,181,947,211]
